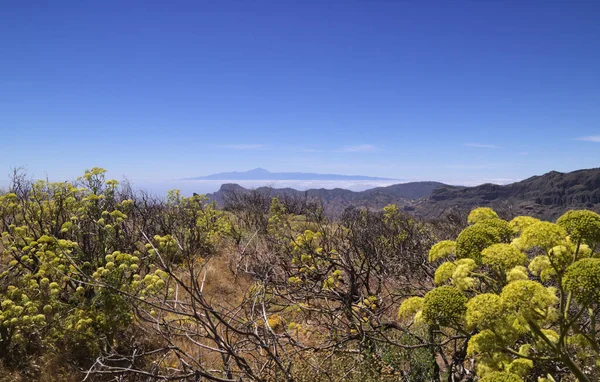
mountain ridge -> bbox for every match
[207,181,446,216]
[206,168,600,219]
[415,167,600,219]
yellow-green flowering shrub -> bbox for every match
[505,266,528,282]
[465,293,504,329]
[455,218,512,263]
[500,280,558,317]
[267,197,290,236]
[557,210,600,244]
[0,168,232,372]
[508,216,540,234]
[481,244,527,272]
[398,207,600,381]
[506,358,533,378]
[433,262,456,285]
[421,286,467,326]
[520,221,566,251]
[397,297,424,320]
[428,240,456,262]
[468,207,499,225]
[563,258,600,304]
[479,371,522,382]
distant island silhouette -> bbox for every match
[183,168,397,181]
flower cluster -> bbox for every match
[398,207,600,380]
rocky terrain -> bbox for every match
[413,168,600,220]
[207,168,600,220]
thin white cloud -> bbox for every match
[464,143,500,149]
[219,144,267,150]
[576,136,600,142]
[339,144,377,153]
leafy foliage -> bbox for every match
[2,169,600,382]
[468,207,499,225]
[421,286,467,326]
[399,206,600,381]
[0,168,231,379]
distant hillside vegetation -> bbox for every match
[413,168,600,219]
[207,181,445,216]
[206,168,600,220]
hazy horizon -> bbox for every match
[0,165,534,197]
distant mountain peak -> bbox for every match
[248,168,270,173]
[183,169,396,181]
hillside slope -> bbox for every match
[206,168,600,220]
[413,168,600,219]
[207,181,445,216]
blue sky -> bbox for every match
[1,0,599,188]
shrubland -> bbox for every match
[0,168,598,381]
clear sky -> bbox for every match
[1,0,599,187]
